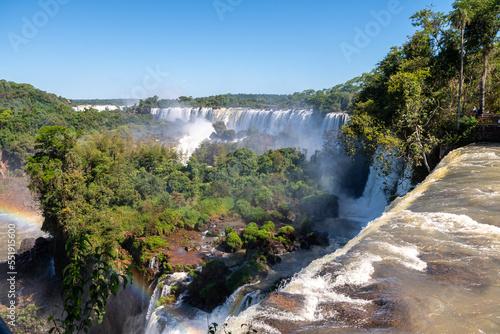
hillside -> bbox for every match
[0,80,71,112]
[0,81,170,172]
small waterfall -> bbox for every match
[144,275,264,334]
[339,147,409,224]
[144,272,190,334]
[149,256,156,269]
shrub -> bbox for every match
[253,186,273,208]
[261,221,275,232]
[235,199,252,218]
[298,215,314,233]
[225,232,243,252]
[278,202,292,218]
[155,220,176,236]
[200,214,210,223]
[271,210,284,221]
[245,207,271,224]
[278,226,295,240]
[197,197,235,216]
[255,229,271,241]
[226,260,265,292]
[145,236,169,251]
[242,223,259,247]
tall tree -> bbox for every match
[462,0,500,112]
[450,3,471,129]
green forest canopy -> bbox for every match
[340,0,500,176]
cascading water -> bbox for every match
[222,143,500,333]
[151,107,349,157]
[338,147,412,223]
[143,273,266,334]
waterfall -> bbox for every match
[338,147,409,224]
[151,107,349,156]
[144,275,264,334]
[222,143,500,333]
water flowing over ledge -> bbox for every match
[151,107,349,156]
[222,143,500,333]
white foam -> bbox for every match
[332,253,382,287]
[376,242,427,271]
[415,211,500,237]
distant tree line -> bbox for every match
[0,81,170,173]
[124,77,362,115]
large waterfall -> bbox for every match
[151,107,349,157]
[221,143,500,333]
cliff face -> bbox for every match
[223,143,500,334]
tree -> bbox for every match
[450,3,471,129]
[49,236,131,334]
[388,67,435,173]
[25,126,82,239]
[136,95,159,114]
[462,0,500,112]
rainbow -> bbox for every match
[0,208,46,259]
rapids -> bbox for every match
[222,143,500,333]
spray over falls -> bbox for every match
[151,107,349,157]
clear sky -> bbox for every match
[1,0,454,100]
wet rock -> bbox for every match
[13,237,53,278]
[186,259,231,312]
[223,249,247,268]
[18,238,36,254]
[426,262,489,290]
[206,225,221,237]
[144,267,157,283]
[259,292,306,314]
[253,292,308,334]
[266,237,288,255]
[237,130,248,139]
[300,231,329,249]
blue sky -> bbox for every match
[1,0,454,99]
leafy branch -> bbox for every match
[49,236,132,334]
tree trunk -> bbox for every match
[480,48,491,112]
[457,28,464,130]
[415,127,431,174]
